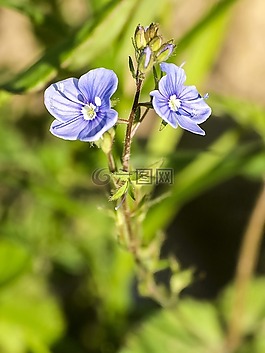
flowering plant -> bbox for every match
[44,23,211,305]
[1,1,265,351]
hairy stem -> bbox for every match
[122,78,143,172]
[226,181,265,352]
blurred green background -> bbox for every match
[1,0,265,352]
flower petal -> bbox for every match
[180,97,212,123]
[176,115,205,135]
[78,68,118,109]
[179,85,199,100]
[158,62,186,97]
[150,91,178,128]
[50,115,87,140]
[78,109,118,142]
[44,79,85,122]
[44,78,85,122]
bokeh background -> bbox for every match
[1,0,265,353]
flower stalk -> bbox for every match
[122,77,143,172]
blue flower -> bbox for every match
[44,68,118,142]
[150,63,211,135]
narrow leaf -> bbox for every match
[109,181,129,202]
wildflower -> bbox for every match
[150,63,211,135]
[44,68,118,142]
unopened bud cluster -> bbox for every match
[134,23,175,74]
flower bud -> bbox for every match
[138,46,154,74]
[100,130,114,154]
[149,35,163,52]
[134,25,146,50]
[155,42,175,63]
[144,23,159,42]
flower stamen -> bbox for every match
[168,94,181,112]
[82,103,97,120]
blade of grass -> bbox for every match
[0,0,139,93]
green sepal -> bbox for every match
[109,181,129,201]
[128,56,136,79]
[159,120,168,131]
[152,66,159,89]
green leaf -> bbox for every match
[109,181,129,202]
[119,299,223,353]
[128,56,136,79]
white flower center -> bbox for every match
[82,103,96,120]
[168,94,181,111]
[82,97,101,121]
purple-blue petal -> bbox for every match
[150,90,178,128]
[176,115,205,135]
[158,62,186,97]
[78,109,118,142]
[180,98,212,123]
[78,68,118,109]
[179,85,199,100]
[50,115,87,140]
[44,78,85,122]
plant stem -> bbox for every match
[119,77,144,257]
[122,78,143,172]
[107,151,116,173]
[131,107,150,138]
[225,181,265,352]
